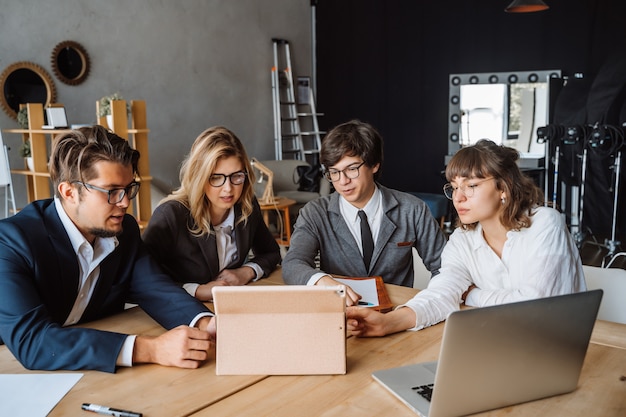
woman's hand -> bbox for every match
[194,280,230,301]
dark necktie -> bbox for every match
[358,210,374,270]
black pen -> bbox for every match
[82,403,143,417]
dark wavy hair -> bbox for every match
[445,139,545,231]
[320,119,384,180]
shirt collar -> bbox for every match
[214,207,235,230]
[339,185,381,224]
[54,197,119,252]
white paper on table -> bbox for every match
[334,278,379,307]
[0,373,83,417]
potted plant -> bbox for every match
[97,92,129,129]
[17,107,29,129]
[19,140,34,171]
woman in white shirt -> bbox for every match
[347,139,586,336]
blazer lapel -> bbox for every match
[199,231,221,277]
[43,201,81,320]
[370,186,398,270]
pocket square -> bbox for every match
[396,241,413,247]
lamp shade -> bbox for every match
[505,0,549,13]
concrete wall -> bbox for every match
[0,0,312,209]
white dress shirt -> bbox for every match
[400,206,587,330]
[55,198,212,367]
[54,198,137,366]
[182,207,263,296]
[307,187,382,285]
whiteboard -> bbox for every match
[0,131,12,187]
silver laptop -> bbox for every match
[372,290,603,417]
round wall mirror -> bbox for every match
[0,61,57,120]
[51,40,90,85]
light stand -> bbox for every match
[605,150,622,260]
[536,125,565,207]
[572,147,588,247]
[583,124,625,264]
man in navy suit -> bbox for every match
[0,125,215,373]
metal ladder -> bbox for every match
[295,76,324,165]
[271,38,323,162]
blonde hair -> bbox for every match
[164,126,255,236]
[446,139,544,231]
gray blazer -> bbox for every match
[282,185,446,287]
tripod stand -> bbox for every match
[580,124,625,265]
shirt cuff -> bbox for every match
[307,272,328,286]
[244,262,264,282]
[116,335,137,367]
[189,312,214,329]
[183,283,200,297]
[394,304,425,332]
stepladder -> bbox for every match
[272,38,324,163]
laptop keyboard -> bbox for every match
[412,383,434,401]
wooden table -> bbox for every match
[1,268,625,417]
[259,197,296,246]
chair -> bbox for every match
[412,247,432,290]
[582,265,626,324]
[408,192,449,229]
[0,131,16,218]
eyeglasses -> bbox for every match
[209,171,247,187]
[73,181,140,204]
[324,162,366,182]
[443,178,493,200]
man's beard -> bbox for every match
[89,227,122,238]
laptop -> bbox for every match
[372,290,603,417]
[42,107,68,129]
[212,285,346,375]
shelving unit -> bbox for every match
[3,103,69,202]
[3,100,152,226]
[97,99,152,226]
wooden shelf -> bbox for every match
[3,100,153,224]
[10,169,51,177]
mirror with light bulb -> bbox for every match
[447,69,563,167]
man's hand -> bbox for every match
[196,316,217,341]
[194,280,229,301]
[216,266,256,286]
[133,325,212,368]
[346,306,417,337]
[317,275,361,306]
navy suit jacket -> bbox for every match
[0,199,211,372]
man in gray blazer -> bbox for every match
[282,120,446,305]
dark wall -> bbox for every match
[315,0,626,195]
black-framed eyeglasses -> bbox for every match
[324,162,366,182]
[73,181,141,204]
[443,178,493,200]
[209,171,247,187]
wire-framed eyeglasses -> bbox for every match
[443,178,493,200]
[209,171,247,187]
[73,181,141,204]
[324,162,366,182]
